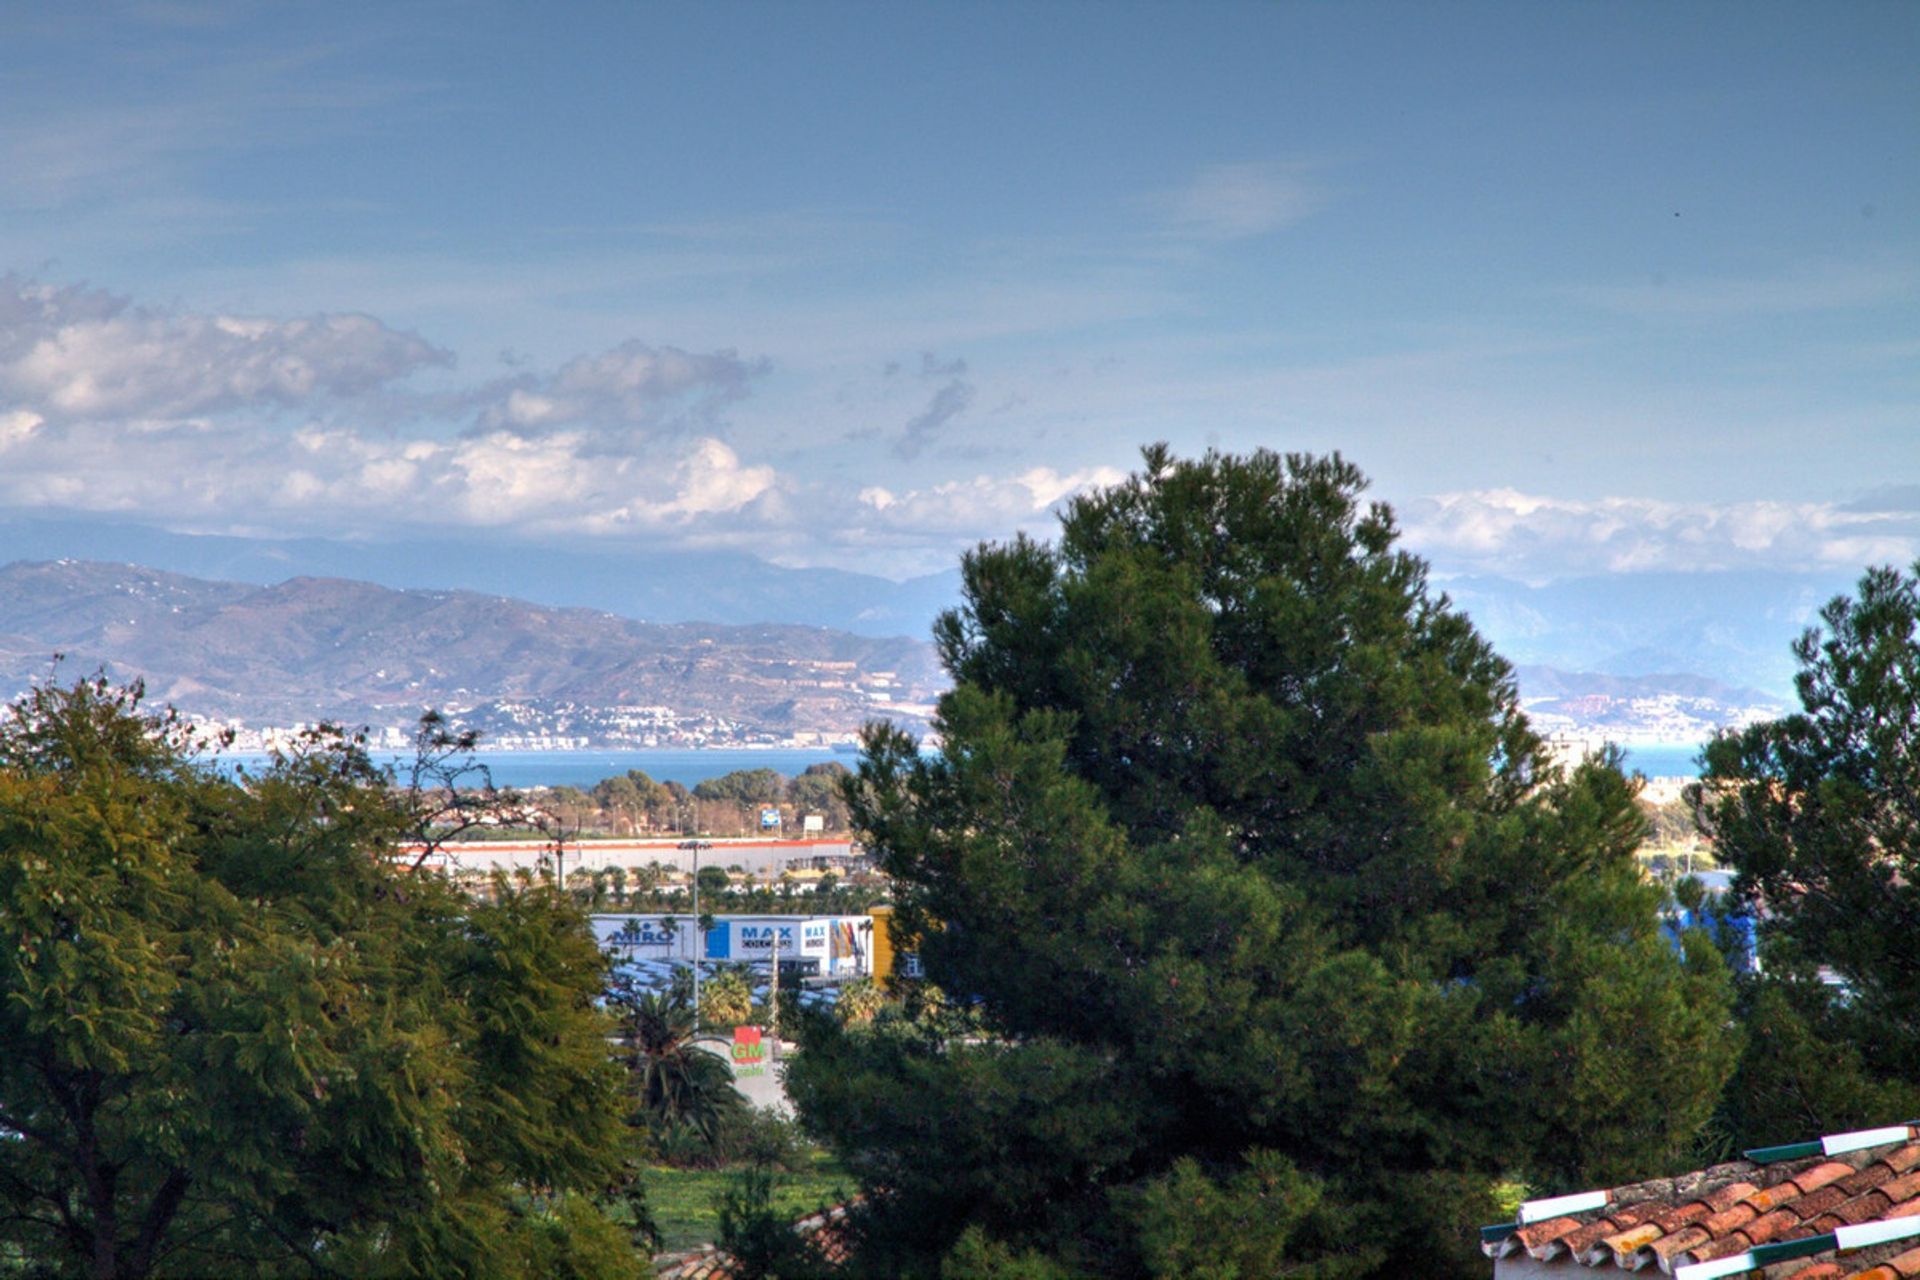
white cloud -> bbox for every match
[856,466,1127,539]
[0,409,43,449]
[0,276,797,553]
[1162,161,1326,240]
[474,338,763,436]
[0,275,449,421]
[1402,489,1920,581]
[660,438,777,517]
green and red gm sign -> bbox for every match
[731,1025,766,1076]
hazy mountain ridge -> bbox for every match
[0,553,1827,748]
[0,560,943,741]
[0,519,1863,704]
[0,517,962,641]
[1442,570,1859,700]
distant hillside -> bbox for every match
[0,519,1863,702]
[1513,665,1779,706]
[0,560,943,741]
[0,558,1803,747]
[1513,664,1785,742]
[0,517,961,642]
[1443,570,1857,700]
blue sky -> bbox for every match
[0,0,1914,580]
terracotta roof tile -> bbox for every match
[1516,1215,1584,1252]
[1841,1165,1897,1198]
[1875,1243,1920,1275]
[1480,1124,1920,1278]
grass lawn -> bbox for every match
[646,1150,854,1253]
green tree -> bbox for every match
[788,763,853,830]
[834,977,886,1026]
[609,987,744,1148]
[594,770,677,833]
[714,1168,837,1280]
[790,448,1735,1279]
[0,678,642,1279]
[700,967,754,1029]
[1700,562,1920,1133]
[694,769,786,808]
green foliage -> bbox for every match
[700,966,755,1029]
[1702,562,1920,1090]
[835,977,887,1026]
[714,1167,840,1280]
[1710,980,1920,1152]
[718,1106,815,1172]
[0,677,641,1278]
[939,1227,1085,1280]
[518,1193,654,1280]
[793,448,1737,1279]
[695,768,786,807]
[643,1152,849,1253]
[609,986,746,1149]
[1640,795,1701,846]
[1121,1152,1371,1279]
[788,763,853,829]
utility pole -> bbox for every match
[679,831,711,1025]
[769,918,781,1059]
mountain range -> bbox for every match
[0,504,1858,747]
[0,517,1859,702]
[0,560,943,742]
[0,517,962,641]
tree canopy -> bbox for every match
[789,447,1736,1279]
[0,678,644,1279]
[1701,562,1920,1134]
[693,768,785,807]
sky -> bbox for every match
[0,0,1915,582]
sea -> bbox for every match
[214,746,854,790]
[209,741,1710,790]
[1618,743,1707,780]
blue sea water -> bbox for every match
[215,741,1710,788]
[217,747,850,790]
[1617,743,1707,779]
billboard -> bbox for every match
[799,917,869,975]
[705,918,806,959]
[731,1025,767,1078]
[594,915,692,961]
[603,913,868,974]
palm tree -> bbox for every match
[610,982,744,1145]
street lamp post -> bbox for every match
[678,834,711,1024]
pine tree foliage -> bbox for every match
[790,448,1736,1279]
[0,677,643,1279]
[1701,562,1920,1118]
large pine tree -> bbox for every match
[789,447,1736,1279]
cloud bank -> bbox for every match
[1401,489,1920,582]
[0,275,449,420]
[0,276,1133,574]
[0,273,1910,584]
